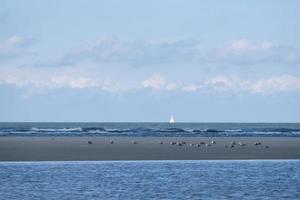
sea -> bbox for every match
[0,122,300,137]
[0,160,300,199]
[1,123,300,199]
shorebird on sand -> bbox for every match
[132,140,137,144]
[254,142,262,146]
[176,142,182,146]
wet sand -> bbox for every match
[0,137,300,161]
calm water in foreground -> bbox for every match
[0,160,300,199]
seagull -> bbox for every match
[132,140,137,144]
[254,142,262,146]
[238,142,245,146]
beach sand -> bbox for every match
[0,137,300,161]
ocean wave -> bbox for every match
[30,127,83,132]
[224,129,243,132]
[86,130,107,134]
[0,126,300,137]
[83,127,106,132]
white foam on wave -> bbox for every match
[224,129,243,132]
[30,127,82,132]
[87,130,107,134]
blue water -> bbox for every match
[0,160,300,199]
[1,122,300,137]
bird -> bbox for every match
[238,142,246,146]
[254,142,261,146]
[109,140,114,144]
[159,141,163,144]
[88,141,92,144]
[132,140,137,144]
[211,140,216,144]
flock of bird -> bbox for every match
[87,139,270,148]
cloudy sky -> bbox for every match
[1,0,300,122]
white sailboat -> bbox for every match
[169,115,175,123]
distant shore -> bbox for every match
[0,137,300,161]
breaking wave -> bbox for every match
[0,126,300,137]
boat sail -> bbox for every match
[169,115,175,123]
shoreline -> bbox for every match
[1,136,300,161]
[1,160,300,164]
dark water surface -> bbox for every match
[1,122,300,137]
[0,160,300,199]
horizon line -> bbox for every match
[0,121,299,124]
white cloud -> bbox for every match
[142,74,166,89]
[250,75,300,94]
[230,39,252,51]
[0,66,129,93]
[0,36,32,58]
[202,75,300,94]
[0,74,25,87]
[1,35,299,69]
[213,39,299,65]
[57,35,202,67]
[30,35,300,69]
[230,39,273,51]
[50,76,97,89]
[182,84,201,92]
[1,66,300,95]
[140,74,300,94]
[100,79,129,92]
[204,75,234,90]
[166,83,180,91]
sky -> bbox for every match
[0,0,300,122]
